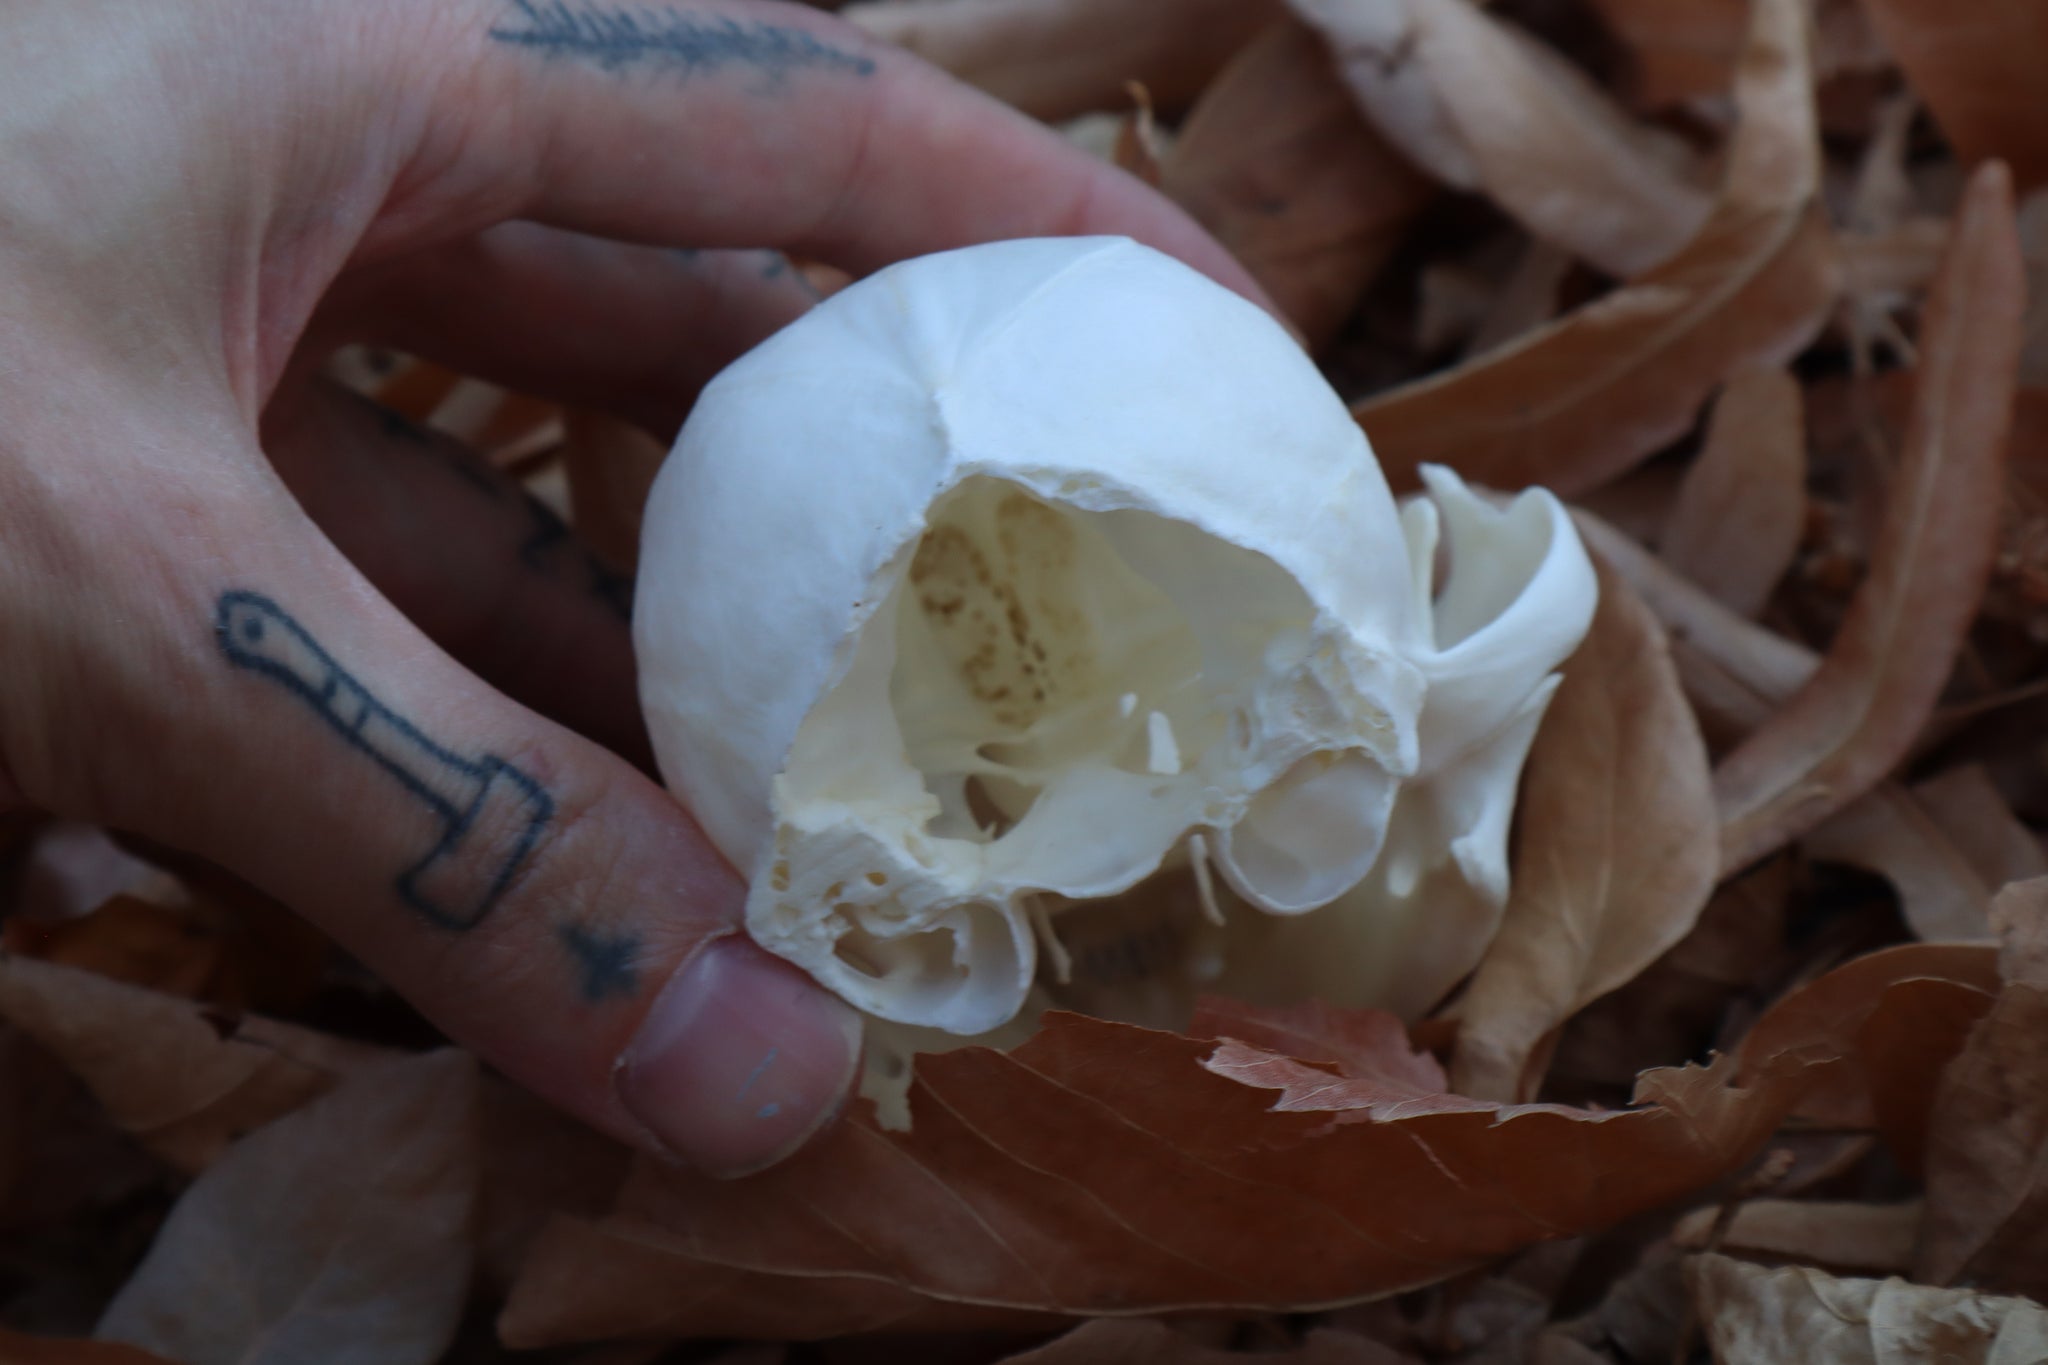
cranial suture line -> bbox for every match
[214,591,555,931]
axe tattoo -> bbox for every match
[215,591,555,931]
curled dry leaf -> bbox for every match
[1451,559,1718,1103]
[1687,1253,2048,1365]
[1160,19,1434,349]
[505,994,1846,1345]
[1862,0,2048,194]
[1288,0,1708,277]
[1351,0,1835,497]
[1917,879,2048,1297]
[0,956,386,1174]
[1734,942,2000,1160]
[1670,1199,1923,1275]
[1660,366,1807,618]
[842,0,1277,121]
[1714,162,2023,875]
[97,1051,479,1365]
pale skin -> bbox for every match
[0,0,1268,1175]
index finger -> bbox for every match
[364,0,1271,306]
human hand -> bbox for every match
[0,0,1263,1175]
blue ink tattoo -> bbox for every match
[353,393,633,621]
[215,591,554,932]
[557,921,643,1002]
[488,1,876,80]
[519,498,635,622]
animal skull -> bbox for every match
[635,237,1595,1047]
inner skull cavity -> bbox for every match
[752,475,1410,1034]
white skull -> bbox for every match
[634,237,1594,1042]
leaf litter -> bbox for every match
[13,0,2048,1360]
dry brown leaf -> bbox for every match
[0,956,386,1174]
[1585,0,1886,108]
[1804,784,1991,945]
[1432,1240,1586,1363]
[1814,767,2044,943]
[96,1051,479,1365]
[1551,1247,1690,1365]
[1847,93,1921,238]
[1351,0,1835,497]
[1916,879,2048,1296]
[997,1319,1414,1364]
[1289,0,1708,276]
[1579,501,2034,942]
[1841,216,1950,319]
[1660,366,1807,618]
[369,359,462,425]
[1160,19,1433,349]
[1687,1253,2048,1364]
[561,409,667,572]
[3,895,226,1003]
[504,994,1838,1345]
[1570,509,1816,728]
[450,386,560,464]
[1579,0,1745,107]
[1862,1,2048,193]
[843,0,1277,121]
[6,831,329,1016]
[474,1075,632,1295]
[1671,1199,1922,1275]
[1714,162,2023,874]
[1547,856,1793,1098]
[1452,561,1718,1102]
[1734,942,2000,1151]
[0,1331,177,1364]
[1858,974,2003,1179]
[1187,997,1445,1090]
[1464,240,1573,360]
[1574,510,2019,942]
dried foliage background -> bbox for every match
[9,0,2048,1360]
